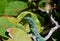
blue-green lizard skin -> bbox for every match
[25,17,45,41]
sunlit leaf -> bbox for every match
[0,17,15,38]
[5,1,28,16]
[52,38,57,41]
[17,11,43,32]
[6,28,32,41]
[0,17,15,28]
[7,17,17,23]
[23,23,30,32]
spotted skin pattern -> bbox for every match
[25,17,45,41]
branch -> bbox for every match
[38,7,60,40]
[51,15,59,26]
[38,7,46,12]
[38,7,50,13]
[44,15,60,40]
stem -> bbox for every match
[38,7,46,12]
[44,15,60,40]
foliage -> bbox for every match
[0,0,60,41]
[0,0,7,15]
[5,1,28,16]
[6,28,32,41]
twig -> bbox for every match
[44,15,60,40]
[51,15,59,26]
[38,7,46,12]
[38,7,50,13]
[38,7,60,40]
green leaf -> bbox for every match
[55,11,60,19]
[24,23,30,32]
[6,28,32,41]
[15,23,26,32]
[18,0,28,2]
[31,13,42,32]
[7,0,19,3]
[36,14,45,25]
[0,17,14,28]
[17,11,43,32]
[21,20,30,32]
[38,0,51,11]
[0,17,15,38]
[38,0,46,8]
[19,18,30,32]
[0,0,7,15]
[5,1,28,16]
[0,17,26,38]
[0,25,8,38]
[52,38,57,41]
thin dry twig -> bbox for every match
[38,7,46,12]
[38,7,50,13]
[44,15,60,40]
